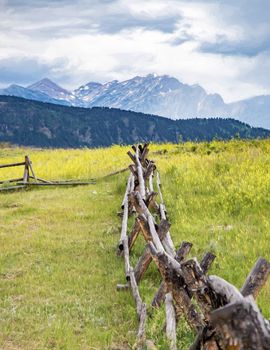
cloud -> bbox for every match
[0,0,181,36]
[200,36,270,57]
[0,0,269,102]
[196,0,270,57]
[0,57,69,87]
[0,57,51,86]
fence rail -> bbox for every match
[0,155,95,191]
[117,143,270,350]
[0,161,26,169]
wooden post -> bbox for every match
[135,147,146,200]
[119,175,133,251]
[165,292,177,350]
[134,246,153,284]
[240,257,270,299]
[127,151,136,164]
[128,219,141,252]
[148,242,204,332]
[140,144,149,166]
[200,252,216,274]
[144,162,155,181]
[129,268,147,348]
[121,174,133,209]
[122,237,131,281]
[148,171,154,192]
[23,155,29,184]
[134,218,170,284]
[26,155,37,182]
[155,171,175,257]
[152,241,193,308]
[211,297,270,350]
[130,191,164,253]
[137,303,147,349]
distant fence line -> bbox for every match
[117,143,270,350]
[0,155,95,192]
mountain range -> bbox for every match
[1,74,270,129]
[0,95,269,148]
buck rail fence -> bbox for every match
[0,155,95,192]
[117,143,270,350]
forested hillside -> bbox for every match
[0,95,269,148]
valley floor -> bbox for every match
[0,141,270,349]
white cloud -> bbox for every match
[0,0,269,102]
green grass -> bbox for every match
[0,140,270,349]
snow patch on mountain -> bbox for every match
[1,74,270,129]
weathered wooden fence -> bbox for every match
[117,144,270,350]
[0,155,37,191]
[0,155,95,192]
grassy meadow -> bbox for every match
[0,140,270,349]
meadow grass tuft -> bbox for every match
[0,140,270,349]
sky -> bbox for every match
[0,0,270,102]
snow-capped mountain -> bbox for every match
[1,74,270,129]
[72,74,233,120]
[0,81,72,106]
[74,82,103,101]
[0,83,68,105]
[227,96,270,129]
[27,78,79,105]
[75,74,270,128]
